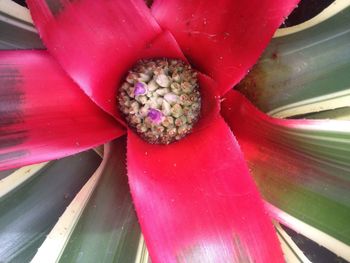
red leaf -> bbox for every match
[127,77,283,262]
[27,0,162,119]
[220,89,331,135]
[152,0,300,95]
[221,89,350,158]
[0,51,124,170]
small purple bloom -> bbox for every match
[134,82,147,96]
[148,108,163,124]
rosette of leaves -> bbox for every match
[0,0,350,262]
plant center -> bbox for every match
[118,58,201,144]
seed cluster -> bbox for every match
[118,58,201,144]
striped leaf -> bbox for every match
[32,139,141,263]
[237,0,350,118]
[222,90,350,261]
[0,150,100,262]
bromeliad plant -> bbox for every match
[2,0,350,262]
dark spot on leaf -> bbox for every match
[0,150,27,164]
[271,52,278,60]
[0,67,28,161]
[44,0,76,16]
[0,68,25,124]
[45,0,64,15]
[144,0,154,8]
[0,138,25,150]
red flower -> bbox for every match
[0,0,300,261]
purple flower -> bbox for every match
[134,82,147,96]
[147,108,163,124]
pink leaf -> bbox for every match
[0,51,124,170]
[152,0,300,95]
[27,0,162,119]
[127,77,283,262]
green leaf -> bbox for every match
[0,150,100,262]
[235,114,350,259]
[0,168,17,180]
[280,222,349,262]
[135,236,150,263]
[268,203,350,261]
[253,123,350,246]
[32,138,141,263]
[0,0,44,49]
[274,223,311,263]
[293,107,350,120]
[237,0,350,118]
[222,91,350,260]
[0,162,49,198]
